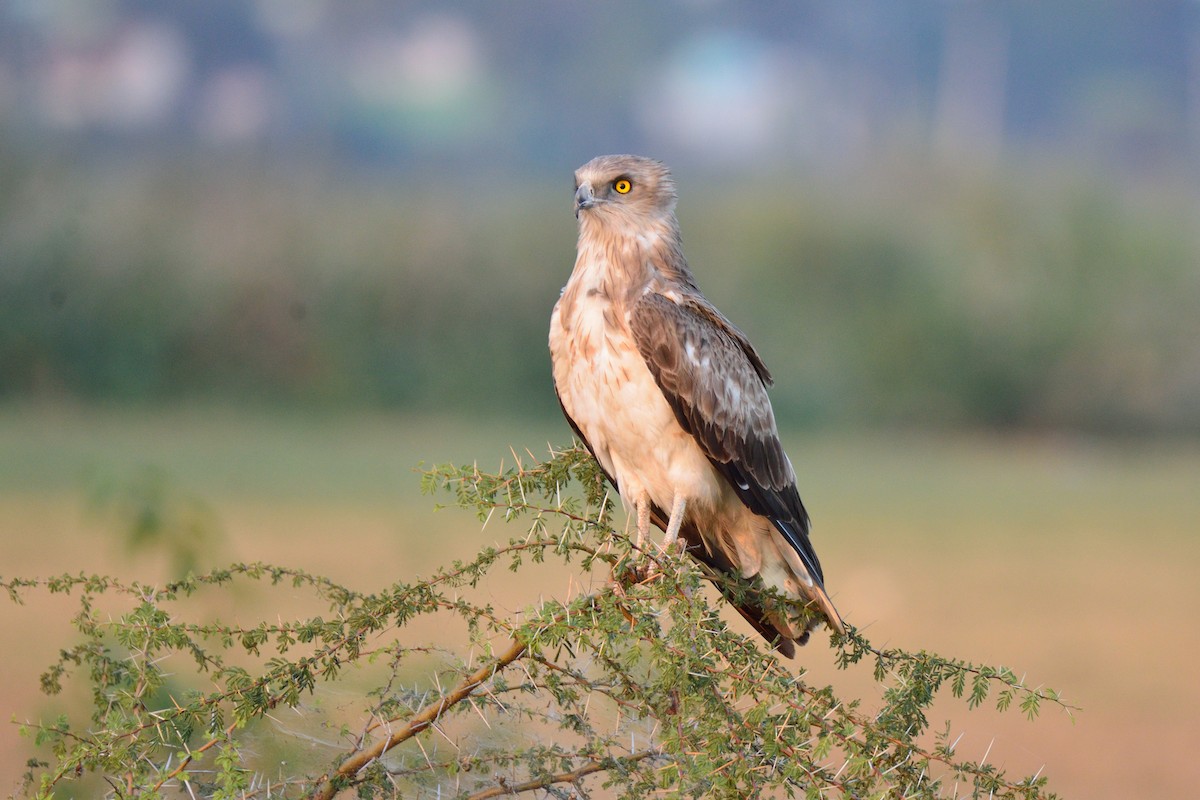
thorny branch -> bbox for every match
[309,589,613,800]
[7,445,1072,799]
[308,637,531,800]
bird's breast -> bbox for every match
[550,278,725,515]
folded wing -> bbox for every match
[629,291,842,633]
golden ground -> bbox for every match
[1,406,1197,797]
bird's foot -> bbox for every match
[614,549,662,586]
[655,536,686,557]
[612,551,646,586]
[615,537,682,586]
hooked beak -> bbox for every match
[574,182,595,218]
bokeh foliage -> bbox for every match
[2,148,1197,432]
[5,443,1072,799]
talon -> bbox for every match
[613,554,642,586]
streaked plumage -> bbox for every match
[549,154,844,656]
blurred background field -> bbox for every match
[4,158,1199,432]
[2,2,1200,797]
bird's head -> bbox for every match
[573,155,677,227]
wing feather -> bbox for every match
[630,292,827,587]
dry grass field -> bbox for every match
[1,405,1197,798]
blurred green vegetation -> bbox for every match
[2,149,1197,433]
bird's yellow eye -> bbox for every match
[613,178,632,194]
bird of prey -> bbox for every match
[549,154,844,656]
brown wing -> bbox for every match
[629,291,827,589]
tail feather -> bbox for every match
[650,507,839,658]
[683,528,801,658]
[767,529,845,638]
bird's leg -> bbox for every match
[613,492,654,586]
[661,495,687,552]
[634,492,651,550]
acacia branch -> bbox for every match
[308,636,529,800]
[310,585,613,799]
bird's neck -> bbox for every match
[573,215,695,301]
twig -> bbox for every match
[465,749,660,800]
[151,720,238,791]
